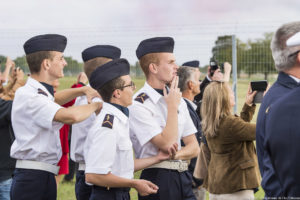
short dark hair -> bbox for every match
[26,51,54,74]
[98,76,125,102]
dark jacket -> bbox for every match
[204,104,260,194]
[182,99,202,185]
[256,72,299,197]
[0,98,15,181]
[194,76,210,103]
[265,86,300,197]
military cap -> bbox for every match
[23,34,67,55]
[89,58,130,90]
[182,60,200,68]
[136,37,174,59]
[81,45,121,62]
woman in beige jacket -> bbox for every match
[195,81,261,200]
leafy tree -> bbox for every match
[211,33,275,80]
[14,55,29,73]
[64,56,83,76]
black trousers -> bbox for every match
[10,169,56,200]
[138,168,196,200]
[90,186,130,200]
[75,170,92,200]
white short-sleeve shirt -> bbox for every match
[10,77,63,165]
[84,103,134,181]
[129,82,197,159]
[70,88,96,163]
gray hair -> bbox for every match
[177,66,197,92]
[271,21,300,72]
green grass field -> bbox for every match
[56,76,276,200]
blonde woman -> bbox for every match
[199,81,261,200]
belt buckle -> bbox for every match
[178,161,186,172]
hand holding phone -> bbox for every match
[250,80,268,103]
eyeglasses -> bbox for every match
[119,81,136,90]
[288,50,300,57]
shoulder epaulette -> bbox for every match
[37,88,48,96]
[134,93,149,104]
[102,114,114,129]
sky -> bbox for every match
[0,0,299,66]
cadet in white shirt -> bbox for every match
[129,37,200,200]
[84,58,173,200]
[71,45,121,200]
[10,34,102,200]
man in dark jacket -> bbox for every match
[256,21,300,197]
[178,61,205,200]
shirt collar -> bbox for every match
[206,75,212,82]
[289,74,300,83]
[143,82,163,104]
[108,103,129,117]
[103,102,128,123]
[40,82,54,96]
[183,98,197,110]
[26,77,54,97]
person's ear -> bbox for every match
[187,80,194,90]
[41,59,51,71]
[149,63,158,74]
[112,89,121,99]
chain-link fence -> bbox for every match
[0,22,282,84]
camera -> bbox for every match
[209,58,224,77]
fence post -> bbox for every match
[232,35,238,114]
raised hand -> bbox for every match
[83,86,101,104]
[245,84,257,106]
[163,76,181,109]
[77,72,88,85]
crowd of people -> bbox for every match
[0,21,300,200]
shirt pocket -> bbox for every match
[117,139,134,173]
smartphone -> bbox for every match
[250,80,268,103]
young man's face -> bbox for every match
[48,51,67,79]
[155,53,178,84]
[119,75,135,107]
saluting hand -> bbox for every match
[134,179,159,196]
[164,76,181,109]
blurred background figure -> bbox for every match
[0,64,25,200]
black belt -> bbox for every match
[93,185,130,192]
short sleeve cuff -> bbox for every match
[85,167,111,175]
[47,103,63,130]
[138,128,162,146]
